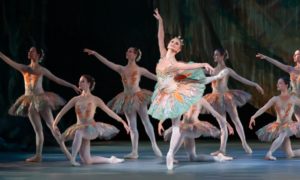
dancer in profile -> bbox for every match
[149,9,229,170]
[53,74,130,166]
[256,50,300,121]
[0,47,80,162]
[204,48,264,155]
[249,77,300,160]
[84,47,162,159]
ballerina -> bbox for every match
[53,74,130,166]
[256,50,300,121]
[162,99,233,166]
[249,77,300,160]
[0,47,80,162]
[148,9,229,170]
[84,47,162,159]
[203,48,264,155]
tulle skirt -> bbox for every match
[203,90,251,113]
[148,68,206,120]
[107,89,152,114]
[256,121,300,142]
[164,120,220,141]
[9,92,66,117]
[61,121,119,141]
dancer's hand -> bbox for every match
[227,124,234,135]
[83,48,96,56]
[158,121,165,136]
[256,53,266,60]
[72,85,81,94]
[202,63,214,74]
[249,117,256,130]
[122,121,130,134]
[255,84,264,95]
[153,8,162,21]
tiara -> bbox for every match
[175,36,184,46]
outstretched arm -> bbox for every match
[249,97,276,129]
[256,53,291,73]
[173,62,214,73]
[153,9,167,57]
[0,52,28,72]
[229,68,264,94]
[140,67,157,81]
[96,97,130,134]
[84,48,122,72]
[42,67,80,93]
[53,97,77,129]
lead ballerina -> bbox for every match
[148,9,229,170]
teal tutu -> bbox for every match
[148,66,206,120]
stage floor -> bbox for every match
[1,140,300,180]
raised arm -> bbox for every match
[139,67,157,81]
[0,52,28,72]
[84,48,122,72]
[96,97,130,134]
[249,97,276,129]
[53,97,77,128]
[153,9,167,57]
[42,67,80,94]
[256,53,291,73]
[228,68,264,94]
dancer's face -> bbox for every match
[27,47,40,62]
[213,50,224,63]
[78,76,90,91]
[293,50,300,63]
[277,78,288,91]
[167,38,182,54]
[126,47,137,61]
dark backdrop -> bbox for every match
[1,0,299,151]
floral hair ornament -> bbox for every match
[136,49,142,62]
[175,36,184,46]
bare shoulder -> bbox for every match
[226,67,234,73]
[71,95,81,102]
[271,96,280,102]
[92,95,104,103]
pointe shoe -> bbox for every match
[152,145,163,157]
[264,155,277,161]
[25,155,42,162]
[210,150,225,156]
[214,153,233,162]
[124,152,139,159]
[70,159,81,166]
[243,143,253,154]
[109,156,124,164]
[166,153,174,170]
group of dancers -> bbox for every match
[1,9,300,170]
